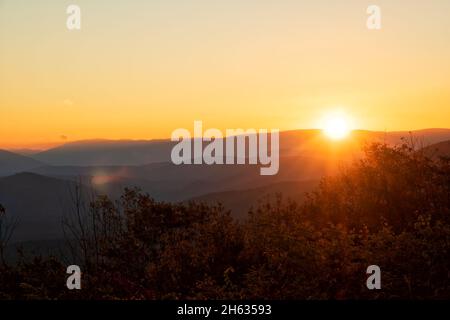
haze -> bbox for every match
[1,0,450,149]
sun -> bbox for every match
[321,113,352,140]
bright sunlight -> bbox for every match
[321,112,353,140]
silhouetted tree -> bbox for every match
[0,204,18,267]
[1,142,450,299]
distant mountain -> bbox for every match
[403,129,450,146]
[0,150,45,176]
[5,149,43,157]
[279,128,450,156]
[28,129,450,167]
[0,173,79,242]
[0,171,315,243]
[188,180,318,220]
[31,139,174,166]
[26,129,450,201]
[29,155,334,202]
[0,171,319,244]
[4,128,450,244]
[11,129,450,198]
[422,140,450,159]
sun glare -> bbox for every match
[322,113,352,140]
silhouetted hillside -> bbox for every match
[188,180,318,220]
[422,140,450,159]
[29,155,334,201]
[32,139,174,166]
[3,142,449,299]
[27,129,450,166]
[4,129,450,244]
[0,173,80,242]
[0,150,45,176]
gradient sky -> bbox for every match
[1,0,450,149]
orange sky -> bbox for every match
[1,0,450,149]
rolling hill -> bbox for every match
[188,180,319,220]
[24,128,450,167]
[31,139,175,166]
[28,154,336,201]
[422,140,450,159]
[0,150,45,176]
[0,173,82,242]
[3,128,450,244]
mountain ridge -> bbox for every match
[23,128,450,167]
[0,150,45,176]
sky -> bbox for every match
[1,0,450,149]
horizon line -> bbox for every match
[2,127,450,153]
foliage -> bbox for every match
[0,143,449,299]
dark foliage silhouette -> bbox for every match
[0,143,449,299]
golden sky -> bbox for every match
[1,0,450,149]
